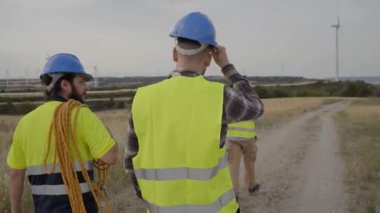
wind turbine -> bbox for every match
[331,16,340,81]
[93,65,99,88]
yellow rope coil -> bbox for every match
[44,99,111,213]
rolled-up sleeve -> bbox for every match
[222,64,264,122]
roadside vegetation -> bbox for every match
[335,98,380,213]
[255,80,380,99]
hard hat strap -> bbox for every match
[46,73,64,92]
[175,40,209,56]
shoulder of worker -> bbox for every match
[76,104,98,119]
[17,101,60,124]
[135,74,225,95]
[134,79,169,96]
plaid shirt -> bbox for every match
[125,64,264,198]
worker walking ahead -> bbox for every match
[227,120,259,198]
[125,12,264,212]
[7,53,118,213]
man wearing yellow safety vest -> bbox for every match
[125,12,264,212]
[7,53,118,213]
[227,120,259,198]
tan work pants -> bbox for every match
[227,138,257,195]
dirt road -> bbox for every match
[239,102,350,213]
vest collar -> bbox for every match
[169,70,201,78]
[48,95,67,102]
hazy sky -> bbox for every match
[1,0,379,79]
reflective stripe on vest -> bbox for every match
[147,189,235,213]
[227,120,256,141]
[132,76,238,212]
[27,160,93,196]
[135,155,227,180]
[31,182,90,195]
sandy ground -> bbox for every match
[239,102,350,213]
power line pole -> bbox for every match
[331,16,340,81]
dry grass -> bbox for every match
[258,80,317,87]
[257,97,345,128]
[96,109,129,144]
[96,109,146,212]
[0,115,22,212]
[335,98,380,213]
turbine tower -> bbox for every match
[93,65,99,88]
[331,16,340,81]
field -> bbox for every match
[0,115,20,211]
[0,97,379,212]
[335,99,380,212]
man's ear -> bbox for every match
[173,48,178,62]
[204,52,212,67]
[60,79,72,93]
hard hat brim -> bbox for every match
[169,34,217,47]
[81,73,93,81]
[40,72,93,82]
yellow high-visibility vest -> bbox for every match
[132,75,238,213]
[227,120,256,141]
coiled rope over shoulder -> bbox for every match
[44,99,110,213]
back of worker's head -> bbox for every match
[172,37,213,66]
[40,53,92,100]
[170,12,217,72]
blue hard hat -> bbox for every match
[41,53,93,81]
[170,12,217,46]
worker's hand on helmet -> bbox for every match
[212,45,230,68]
